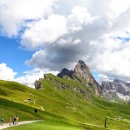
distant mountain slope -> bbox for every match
[102,79,130,101]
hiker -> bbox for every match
[13,116,17,125]
[34,108,37,113]
[16,115,19,125]
[8,117,12,126]
[1,117,4,126]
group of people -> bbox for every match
[1,116,19,126]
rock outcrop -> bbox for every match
[73,60,101,95]
[57,60,101,95]
[101,79,130,101]
[35,80,41,90]
[57,68,73,79]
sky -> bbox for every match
[1,0,130,87]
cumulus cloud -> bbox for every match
[25,0,130,81]
[0,63,17,80]
[1,0,130,82]
[88,35,130,81]
[15,68,58,88]
[0,63,58,88]
[67,6,94,32]
[21,14,68,50]
[0,0,57,36]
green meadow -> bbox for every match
[0,74,130,130]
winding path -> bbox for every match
[0,120,41,129]
[0,120,118,130]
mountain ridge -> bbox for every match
[102,79,130,101]
[35,60,130,101]
[57,60,101,95]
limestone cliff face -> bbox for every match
[101,79,130,101]
[73,60,91,79]
[57,60,101,95]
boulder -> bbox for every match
[35,80,41,90]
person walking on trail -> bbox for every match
[8,117,12,126]
[13,116,17,125]
[1,117,4,126]
[34,108,37,114]
[16,115,19,125]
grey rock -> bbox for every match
[35,80,41,90]
[101,79,130,101]
[57,68,73,78]
[57,60,101,95]
[73,60,91,79]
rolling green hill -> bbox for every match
[0,73,130,130]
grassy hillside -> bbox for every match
[0,75,130,130]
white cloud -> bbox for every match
[24,0,130,82]
[0,63,17,80]
[0,0,57,37]
[0,63,58,88]
[67,6,94,32]
[26,50,46,68]
[1,0,130,83]
[109,0,130,17]
[15,68,58,88]
[21,14,68,50]
[71,6,93,24]
[21,5,94,50]
[98,74,110,81]
[87,34,130,81]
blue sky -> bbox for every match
[0,36,34,77]
[1,0,130,87]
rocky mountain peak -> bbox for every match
[113,79,130,86]
[75,60,90,71]
[113,79,126,84]
[57,60,101,95]
[78,60,89,67]
[35,60,130,101]
[102,79,130,101]
[73,60,91,80]
[113,79,123,82]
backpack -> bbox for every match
[14,117,16,121]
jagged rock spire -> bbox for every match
[57,60,101,95]
[73,60,92,80]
